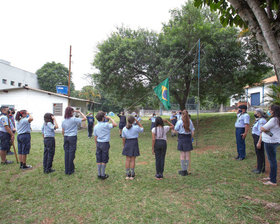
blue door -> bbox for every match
[251,92,260,106]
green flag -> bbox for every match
[153,78,171,110]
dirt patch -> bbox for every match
[41,218,55,224]
[136,161,148,165]
[242,195,280,211]
[194,145,217,154]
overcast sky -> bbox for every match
[0,0,186,90]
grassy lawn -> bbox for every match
[0,113,280,224]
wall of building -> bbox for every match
[0,89,87,131]
[0,60,39,90]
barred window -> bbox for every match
[53,103,63,116]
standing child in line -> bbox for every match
[16,110,33,170]
[122,116,144,180]
[152,117,174,180]
[42,113,58,174]
[149,113,156,130]
[174,109,195,176]
[62,107,87,175]
[94,111,117,180]
[134,113,141,125]
[86,113,95,138]
[117,111,126,138]
[170,111,178,137]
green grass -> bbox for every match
[1,113,280,223]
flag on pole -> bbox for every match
[153,78,171,110]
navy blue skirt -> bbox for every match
[119,122,126,130]
[151,122,156,130]
[177,134,193,152]
[122,138,140,157]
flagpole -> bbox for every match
[196,39,200,147]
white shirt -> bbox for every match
[262,117,280,143]
[152,126,170,141]
[235,113,250,128]
[252,118,267,136]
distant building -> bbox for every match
[230,75,278,107]
[0,59,39,90]
[0,86,97,131]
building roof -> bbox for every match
[245,75,278,89]
[0,86,99,104]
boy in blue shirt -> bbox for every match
[94,111,117,179]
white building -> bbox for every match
[0,86,96,131]
[0,59,39,90]
[230,75,278,107]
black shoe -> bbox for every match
[100,174,109,180]
[98,175,102,179]
[45,169,55,174]
[7,151,14,155]
[155,174,161,179]
[21,164,32,170]
[1,160,14,165]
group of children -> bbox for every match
[0,105,195,180]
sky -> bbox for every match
[0,0,186,90]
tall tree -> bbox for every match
[36,62,75,94]
[194,0,280,83]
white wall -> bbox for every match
[0,89,87,131]
[0,60,39,90]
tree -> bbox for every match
[36,62,75,94]
[92,2,271,110]
[194,0,280,83]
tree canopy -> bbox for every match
[92,2,271,110]
[36,62,75,94]
[194,0,280,83]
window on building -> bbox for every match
[10,81,15,86]
[2,79,7,84]
[53,103,63,116]
[18,83,22,87]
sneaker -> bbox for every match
[21,164,32,170]
[252,169,261,174]
[130,173,135,180]
[179,170,188,176]
[97,175,102,179]
[1,160,14,165]
[7,151,14,155]
[100,174,109,180]
[263,181,277,186]
[125,173,131,180]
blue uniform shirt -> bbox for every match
[94,122,114,142]
[176,114,182,120]
[174,119,195,134]
[0,114,9,133]
[122,125,144,139]
[87,116,95,124]
[16,118,31,134]
[235,113,250,128]
[62,117,82,136]
[151,116,156,123]
[42,122,55,137]
[252,118,267,136]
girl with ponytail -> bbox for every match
[174,110,195,176]
[121,115,144,180]
[16,110,33,170]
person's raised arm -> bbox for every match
[164,119,174,130]
[135,119,143,128]
[106,116,117,127]
[52,116,59,129]
[27,112,33,123]
[76,110,87,121]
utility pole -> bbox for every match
[68,45,72,106]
